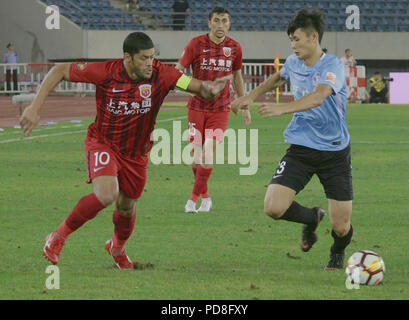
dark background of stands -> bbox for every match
[42,0,409,32]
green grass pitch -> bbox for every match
[0,103,408,299]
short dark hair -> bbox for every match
[123,32,154,56]
[374,71,381,75]
[286,8,325,44]
[209,6,230,20]
[345,48,351,52]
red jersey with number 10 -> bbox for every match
[69,59,183,159]
[178,34,242,113]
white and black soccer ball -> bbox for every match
[345,250,385,286]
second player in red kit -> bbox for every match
[177,6,251,213]
[20,32,232,269]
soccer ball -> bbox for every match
[345,250,385,286]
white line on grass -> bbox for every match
[1,115,407,146]
[157,115,187,123]
[0,130,87,144]
[0,116,187,144]
[258,141,409,145]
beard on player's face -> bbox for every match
[132,62,152,79]
[125,50,154,80]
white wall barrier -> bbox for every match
[0,63,96,94]
[0,62,293,97]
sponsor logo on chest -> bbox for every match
[106,84,152,116]
[200,46,233,72]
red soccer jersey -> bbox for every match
[178,34,242,113]
[69,59,183,159]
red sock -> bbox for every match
[201,167,212,198]
[202,188,210,199]
[190,165,213,202]
[192,166,210,198]
[56,193,106,239]
[112,209,136,250]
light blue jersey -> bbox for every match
[280,53,349,151]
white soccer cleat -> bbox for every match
[184,200,198,213]
[198,197,212,212]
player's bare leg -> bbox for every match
[105,191,137,269]
[92,175,119,207]
[264,184,296,219]
[43,176,117,264]
[264,184,325,252]
[325,199,353,270]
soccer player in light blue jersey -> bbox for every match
[232,8,353,270]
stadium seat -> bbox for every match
[161,14,172,27]
[42,0,406,32]
[293,2,304,11]
[259,1,269,11]
[191,2,202,10]
[248,15,258,26]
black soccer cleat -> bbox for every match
[300,207,326,252]
[324,250,345,270]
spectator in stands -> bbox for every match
[340,49,356,67]
[369,72,388,103]
[3,43,18,93]
[126,0,139,11]
[171,0,190,30]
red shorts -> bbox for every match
[187,109,230,145]
[84,137,148,199]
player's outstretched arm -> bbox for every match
[231,72,286,114]
[20,63,71,136]
[258,84,333,118]
[183,75,233,99]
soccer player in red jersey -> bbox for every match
[176,7,251,213]
[19,32,231,269]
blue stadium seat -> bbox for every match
[293,2,304,11]
[364,25,376,32]
[226,1,237,10]
[191,2,203,10]
[326,16,337,25]
[262,24,273,31]
[139,0,149,10]
[248,15,258,26]
[260,1,269,11]
[45,0,408,32]
[374,2,385,10]
[161,14,172,26]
